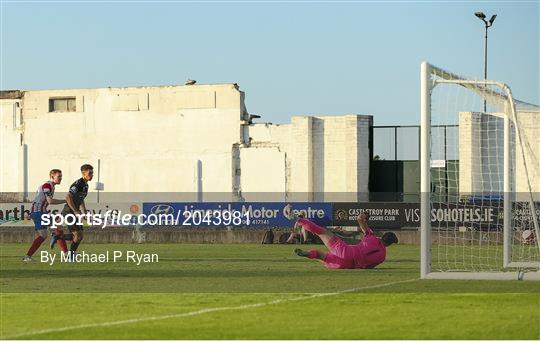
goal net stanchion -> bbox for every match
[420,61,540,280]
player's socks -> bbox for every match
[70,240,80,253]
[68,241,80,262]
[296,218,324,235]
[307,249,319,259]
[58,240,68,253]
[26,236,45,257]
[50,234,59,249]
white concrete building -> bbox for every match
[459,111,540,198]
[0,84,372,202]
[245,115,371,202]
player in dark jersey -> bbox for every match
[55,164,93,258]
[23,169,66,261]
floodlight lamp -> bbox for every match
[475,12,486,20]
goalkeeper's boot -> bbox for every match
[294,248,309,257]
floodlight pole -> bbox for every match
[483,24,488,112]
[475,12,496,112]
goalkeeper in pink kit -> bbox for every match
[289,209,398,269]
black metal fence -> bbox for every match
[370,125,459,202]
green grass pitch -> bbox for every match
[1,243,539,339]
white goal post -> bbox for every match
[420,62,540,281]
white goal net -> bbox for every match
[420,62,540,280]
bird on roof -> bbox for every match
[185,79,196,85]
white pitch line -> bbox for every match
[3,278,418,339]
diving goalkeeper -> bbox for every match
[289,210,398,269]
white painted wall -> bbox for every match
[514,111,540,198]
[459,112,484,194]
[0,99,23,195]
[7,84,245,199]
[247,114,372,202]
[240,146,286,201]
[2,84,374,203]
[459,111,539,198]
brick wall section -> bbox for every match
[290,116,313,201]
[249,114,372,201]
[459,112,483,194]
[514,111,540,197]
[459,111,539,198]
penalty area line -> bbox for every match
[4,278,418,339]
